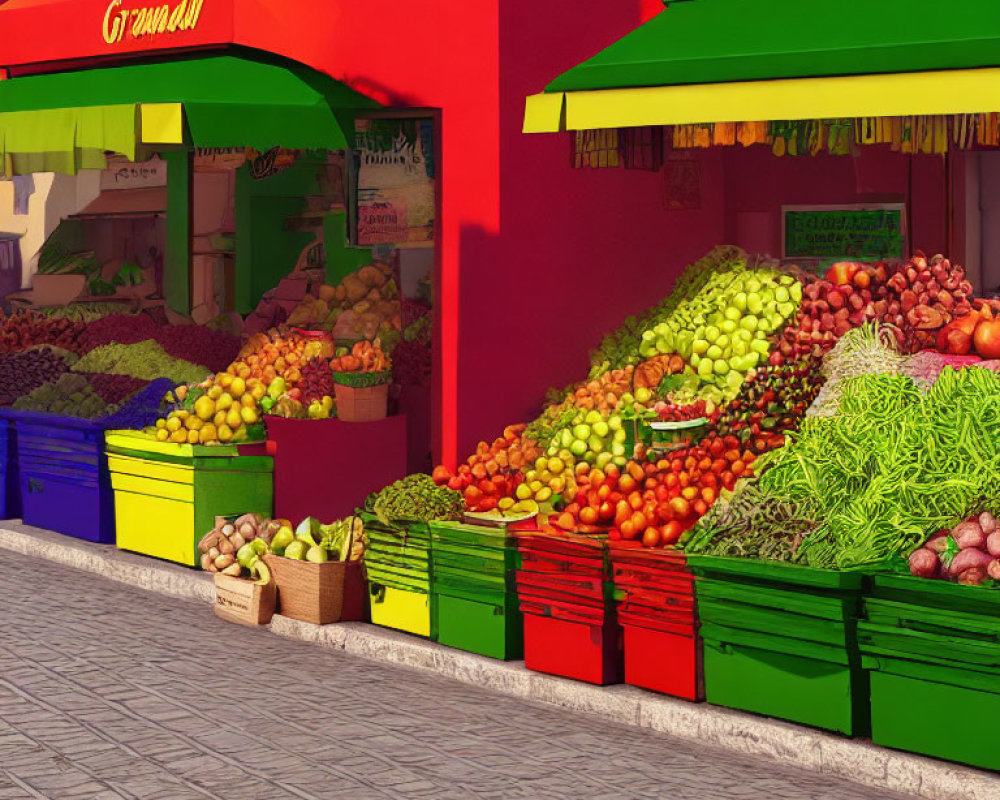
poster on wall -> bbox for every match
[782,204,906,261]
[351,117,435,247]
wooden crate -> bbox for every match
[264,555,366,625]
[213,573,277,626]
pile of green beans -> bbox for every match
[693,367,1000,569]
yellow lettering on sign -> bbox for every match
[102,0,204,44]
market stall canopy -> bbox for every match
[0,53,379,174]
[524,0,1000,132]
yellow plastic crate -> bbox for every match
[369,584,433,638]
[106,434,273,568]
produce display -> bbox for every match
[270,516,366,563]
[13,373,125,418]
[687,367,1000,568]
[364,474,464,526]
[154,325,241,374]
[83,373,150,406]
[653,398,708,422]
[0,347,74,406]
[286,261,402,343]
[73,340,210,384]
[152,373,267,444]
[639,264,802,403]
[0,311,87,354]
[908,513,1000,585]
[198,513,280,577]
[329,338,391,377]
[432,425,542,512]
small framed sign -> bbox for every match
[782,204,906,261]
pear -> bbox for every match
[270,526,294,556]
[295,517,322,547]
[306,545,329,564]
[283,540,308,560]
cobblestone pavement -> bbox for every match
[0,550,915,800]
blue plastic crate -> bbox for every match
[0,413,21,519]
[9,379,171,543]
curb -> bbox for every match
[1,522,996,800]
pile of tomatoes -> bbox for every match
[533,432,776,549]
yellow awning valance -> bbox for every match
[525,67,1000,133]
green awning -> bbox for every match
[546,0,1000,93]
[0,53,378,173]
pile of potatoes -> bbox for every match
[198,513,283,575]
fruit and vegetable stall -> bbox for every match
[5,243,1000,772]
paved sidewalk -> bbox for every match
[0,549,915,800]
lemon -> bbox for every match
[155,418,167,429]
[515,483,533,501]
[218,373,233,389]
[185,416,204,431]
[194,396,215,421]
[240,406,259,425]
[169,430,188,444]
[199,423,217,444]
[548,457,565,474]
[155,428,169,442]
[208,385,223,400]
[217,424,234,442]
[175,410,189,420]
[229,377,246,398]
[498,497,516,511]
[214,410,227,427]
[225,407,242,429]
[165,416,182,432]
[187,429,200,444]
[215,393,233,411]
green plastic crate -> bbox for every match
[867,573,1000,615]
[687,554,868,590]
[435,590,523,660]
[429,520,521,659]
[690,556,868,735]
[702,621,868,735]
[864,653,1000,770]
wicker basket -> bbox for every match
[213,573,277,626]
[334,383,389,422]
[263,554,367,624]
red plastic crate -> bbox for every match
[622,621,704,701]
[523,611,622,685]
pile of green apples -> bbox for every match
[639,269,802,402]
[547,409,629,470]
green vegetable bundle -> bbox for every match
[689,367,1000,569]
[73,340,210,385]
[364,474,464,526]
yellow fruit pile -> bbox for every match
[515,455,580,506]
[154,373,268,445]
